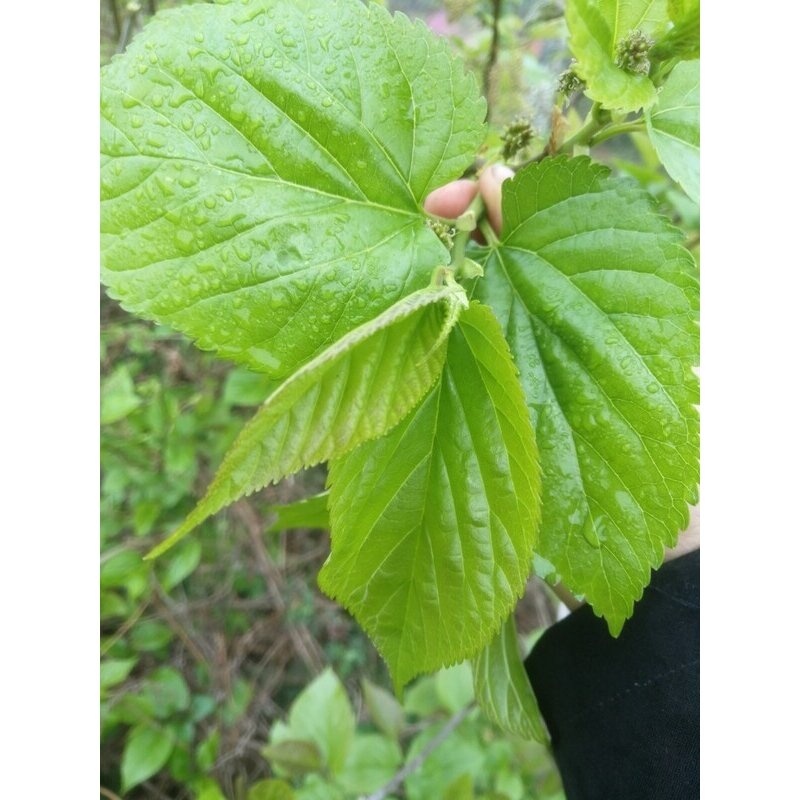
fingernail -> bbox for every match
[491,164,515,182]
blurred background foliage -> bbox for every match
[100,1,698,797]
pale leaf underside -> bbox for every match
[473,615,548,742]
[646,60,700,204]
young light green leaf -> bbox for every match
[101,366,141,424]
[566,0,670,111]
[651,0,699,62]
[121,725,175,793]
[270,668,356,775]
[646,60,699,203]
[147,283,465,558]
[472,615,547,742]
[473,156,699,634]
[100,657,138,691]
[338,734,403,794]
[266,492,330,532]
[248,779,296,800]
[362,678,406,740]
[261,740,324,777]
[248,780,296,800]
[321,303,541,690]
[100,0,485,379]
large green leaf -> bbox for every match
[100,0,485,378]
[148,283,465,558]
[321,303,541,690]
[566,0,669,111]
[646,60,699,203]
[472,615,547,742]
[473,157,698,634]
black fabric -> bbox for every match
[525,550,699,800]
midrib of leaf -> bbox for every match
[129,51,412,208]
[100,151,416,221]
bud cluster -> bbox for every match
[557,62,585,96]
[615,29,654,76]
[426,218,456,250]
[501,117,535,160]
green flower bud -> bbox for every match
[426,218,456,250]
[501,116,535,160]
[557,62,585,96]
[615,29,654,76]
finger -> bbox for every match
[478,164,515,235]
[423,179,479,219]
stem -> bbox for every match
[363,706,473,800]
[479,218,499,247]
[483,0,504,121]
[589,120,646,145]
[559,109,603,151]
[525,105,643,165]
[450,193,484,278]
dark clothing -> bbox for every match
[525,550,699,800]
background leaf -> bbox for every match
[321,303,541,689]
[473,156,699,633]
[266,492,330,532]
[362,678,405,740]
[646,60,699,203]
[101,0,485,379]
[566,0,669,111]
[338,734,403,794]
[268,669,356,775]
[121,725,176,793]
[473,615,547,742]
[148,283,465,557]
[101,366,142,424]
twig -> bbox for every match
[116,3,140,55]
[483,0,504,121]
[362,705,473,800]
[234,500,325,674]
[100,600,148,656]
[100,788,123,800]
[152,581,212,666]
[105,0,121,40]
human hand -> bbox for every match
[423,164,515,235]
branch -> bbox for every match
[483,0,504,122]
[361,705,473,800]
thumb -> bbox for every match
[478,164,514,236]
